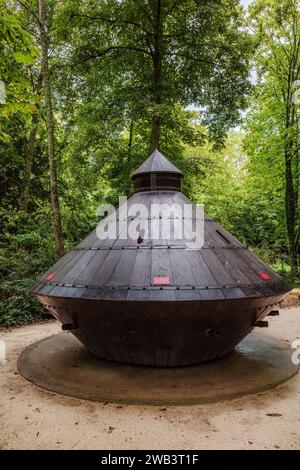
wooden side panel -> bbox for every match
[130,249,152,287]
[106,250,138,287]
[151,248,172,283]
[186,250,217,286]
[169,250,196,286]
[201,249,235,286]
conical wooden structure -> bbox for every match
[31,150,291,366]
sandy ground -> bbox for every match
[0,307,300,450]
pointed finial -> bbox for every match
[132,150,183,177]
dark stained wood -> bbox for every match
[86,250,123,287]
[169,250,195,286]
[132,150,183,192]
[129,249,152,287]
[201,249,235,285]
[76,250,111,287]
[151,248,172,282]
[133,173,182,192]
[186,250,217,286]
[107,250,138,287]
[132,150,183,176]
[31,151,291,366]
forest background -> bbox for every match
[1,0,300,325]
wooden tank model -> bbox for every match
[31,150,291,366]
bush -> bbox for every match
[0,226,56,326]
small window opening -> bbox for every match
[216,230,231,245]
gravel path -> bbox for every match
[0,307,300,450]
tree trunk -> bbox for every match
[150,115,161,152]
[127,120,133,160]
[20,114,38,211]
[39,0,64,257]
[149,0,162,153]
[20,71,42,212]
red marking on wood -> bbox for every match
[152,276,170,285]
[259,272,271,280]
[46,272,56,281]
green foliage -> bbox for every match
[0,0,297,326]
[245,0,300,274]
[0,198,99,326]
[0,211,55,325]
[0,0,39,141]
[55,0,253,147]
[183,129,292,276]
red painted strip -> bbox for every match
[46,272,56,281]
[152,276,170,285]
[259,272,271,280]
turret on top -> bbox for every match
[132,149,183,176]
[131,149,183,192]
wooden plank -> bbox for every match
[35,283,56,296]
[227,249,271,285]
[41,250,77,280]
[169,250,196,286]
[147,289,176,301]
[88,250,123,286]
[222,287,246,299]
[186,250,217,286]
[49,251,82,283]
[175,288,202,301]
[130,249,152,287]
[60,250,95,285]
[74,250,111,286]
[240,249,281,280]
[214,248,250,285]
[106,250,138,287]
[201,249,235,285]
[151,248,173,283]
[127,288,152,300]
[200,289,225,300]
[76,228,98,249]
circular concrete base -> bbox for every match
[18,332,298,405]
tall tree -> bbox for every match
[0,0,38,143]
[38,0,64,256]
[248,0,300,276]
[20,70,42,211]
[57,0,252,152]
